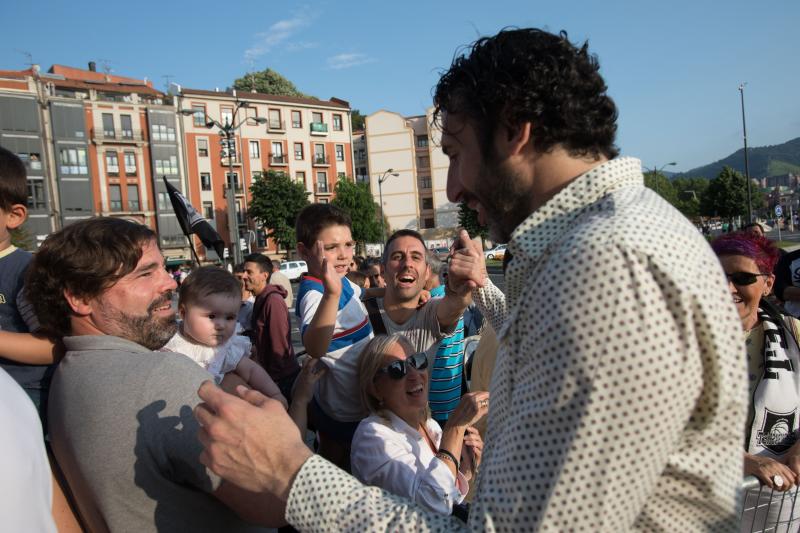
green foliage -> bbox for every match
[10,225,34,251]
[680,136,800,180]
[767,159,800,176]
[644,171,679,207]
[671,177,709,218]
[331,178,382,251]
[232,69,309,98]
[458,202,488,242]
[351,109,366,131]
[700,166,750,221]
[248,170,310,252]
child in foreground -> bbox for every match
[163,266,287,408]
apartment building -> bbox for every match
[0,63,190,259]
[176,87,353,256]
[362,109,458,241]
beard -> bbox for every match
[104,293,177,350]
[472,156,533,243]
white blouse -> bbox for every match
[350,411,468,515]
[162,331,251,384]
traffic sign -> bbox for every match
[775,205,783,217]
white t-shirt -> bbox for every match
[163,331,250,384]
[0,368,56,532]
[297,276,373,422]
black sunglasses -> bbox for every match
[375,352,429,380]
[726,271,768,286]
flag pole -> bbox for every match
[186,235,201,269]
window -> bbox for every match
[236,199,245,225]
[335,144,344,161]
[294,142,304,160]
[157,192,169,211]
[338,172,346,179]
[124,152,136,174]
[127,185,140,211]
[333,114,342,131]
[314,144,326,164]
[59,147,88,175]
[109,185,122,211]
[318,198,329,204]
[152,124,176,142]
[417,155,430,168]
[226,172,240,192]
[271,142,284,163]
[252,171,263,182]
[423,217,435,229]
[268,109,282,129]
[203,201,214,220]
[102,113,115,137]
[416,135,428,148]
[154,155,178,175]
[316,171,328,193]
[312,112,323,124]
[221,106,233,127]
[200,173,212,191]
[420,177,432,189]
[249,140,260,159]
[197,138,209,157]
[295,171,306,185]
[106,151,119,175]
[291,110,302,128]
[17,152,42,171]
[27,178,46,209]
[422,198,434,210]
[120,115,133,138]
[192,104,206,127]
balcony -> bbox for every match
[312,154,330,166]
[222,183,244,198]
[93,129,144,144]
[270,154,288,166]
[267,120,286,132]
[315,182,331,194]
[220,156,242,167]
[310,122,328,136]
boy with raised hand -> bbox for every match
[295,203,373,470]
[0,147,60,424]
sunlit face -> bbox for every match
[89,239,177,350]
[718,254,774,328]
[371,341,428,421]
[242,261,269,295]
[180,293,240,347]
[317,225,355,278]
[384,236,430,303]
[442,112,532,243]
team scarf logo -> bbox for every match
[757,408,797,455]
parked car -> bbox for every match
[432,247,451,261]
[279,260,308,282]
[484,244,507,261]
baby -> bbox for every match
[163,266,286,407]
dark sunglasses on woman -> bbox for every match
[375,352,429,380]
[726,271,768,286]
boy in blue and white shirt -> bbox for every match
[295,204,373,470]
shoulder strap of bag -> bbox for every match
[363,297,387,336]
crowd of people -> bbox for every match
[2,26,800,533]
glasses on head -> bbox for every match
[374,351,428,380]
[726,271,768,286]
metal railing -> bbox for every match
[315,182,331,194]
[740,475,800,532]
[93,129,144,143]
[310,122,328,134]
[313,154,330,165]
[270,154,287,165]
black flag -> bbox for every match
[162,177,226,259]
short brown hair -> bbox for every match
[179,266,241,308]
[0,146,28,211]
[26,217,156,336]
[346,270,368,288]
[295,203,352,248]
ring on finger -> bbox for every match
[773,475,784,488]
[479,399,489,408]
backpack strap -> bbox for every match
[363,297,387,336]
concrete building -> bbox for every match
[175,87,353,257]
[362,109,459,244]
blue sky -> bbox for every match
[2,0,798,172]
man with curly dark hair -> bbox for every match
[190,28,745,532]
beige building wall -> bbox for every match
[426,107,459,228]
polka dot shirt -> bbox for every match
[286,157,748,531]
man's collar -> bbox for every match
[63,334,155,354]
[507,157,642,263]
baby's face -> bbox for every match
[317,224,355,278]
[181,293,240,347]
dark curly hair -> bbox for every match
[433,28,619,160]
[25,217,157,336]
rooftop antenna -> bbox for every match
[97,59,114,74]
[247,59,257,92]
[162,74,174,91]
[15,49,34,69]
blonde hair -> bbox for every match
[357,333,417,415]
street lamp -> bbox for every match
[378,168,399,247]
[644,162,677,197]
[181,101,267,265]
[739,83,753,223]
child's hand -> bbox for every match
[292,357,327,405]
[416,289,431,308]
[309,241,342,296]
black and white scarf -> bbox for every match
[747,303,800,456]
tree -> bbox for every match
[351,109,366,131]
[643,171,679,207]
[11,225,34,251]
[672,176,709,218]
[248,170,310,254]
[458,202,488,245]
[232,69,309,98]
[331,178,382,253]
[700,166,749,223]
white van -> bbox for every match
[279,260,308,282]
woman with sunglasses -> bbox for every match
[351,333,488,516]
[712,232,800,529]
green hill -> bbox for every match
[678,137,800,180]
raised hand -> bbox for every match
[447,229,487,295]
[309,240,341,296]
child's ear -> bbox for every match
[178,304,186,320]
[5,204,27,230]
[297,242,308,260]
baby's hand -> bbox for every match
[292,357,327,405]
